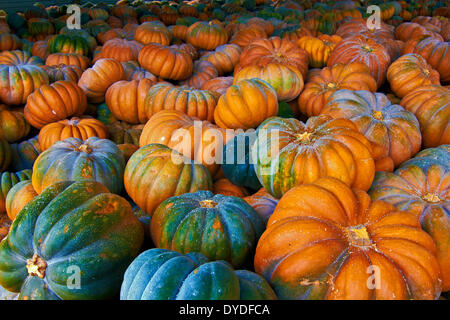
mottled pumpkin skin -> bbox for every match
[48,34,90,56]
[186,21,229,50]
[120,249,276,300]
[222,132,261,190]
[400,85,449,148]
[124,144,213,215]
[0,180,144,300]
[243,188,278,226]
[0,50,43,66]
[151,191,263,267]
[0,169,32,213]
[255,177,442,300]
[322,90,422,172]
[370,145,450,291]
[5,180,37,221]
[253,115,375,199]
[10,136,41,171]
[32,137,125,195]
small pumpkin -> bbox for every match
[297,34,342,68]
[5,180,37,221]
[199,44,241,76]
[186,21,229,50]
[201,76,233,95]
[134,21,171,45]
[45,53,91,70]
[0,169,32,213]
[179,60,218,89]
[93,38,143,62]
[9,136,40,171]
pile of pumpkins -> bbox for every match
[0,0,448,300]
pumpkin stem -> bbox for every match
[295,132,313,143]
[372,110,384,120]
[326,82,337,89]
[26,254,47,279]
[423,68,430,76]
[345,225,372,248]
[68,117,80,126]
[361,44,373,53]
[78,144,92,154]
[422,193,441,203]
[200,200,217,208]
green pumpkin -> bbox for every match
[27,18,54,36]
[32,137,125,194]
[96,102,118,125]
[151,190,264,268]
[0,139,11,172]
[0,169,32,212]
[47,34,90,56]
[0,180,143,300]
[120,249,277,300]
[6,13,26,30]
[10,136,41,171]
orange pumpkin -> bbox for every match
[45,53,91,70]
[0,50,43,66]
[214,78,278,130]
[41,64,83,83]
[213,178,249,197]
[201,76,234,96]
[0,105,30,143]
[5,180,37,221]
[199,44,241,76]
[255,177,441,300]
[31,40,49,60]
[169,43,198,60]
[186,21,229,50]
[243,188,278,225]
[335,18,395,40]
[97,28,133,45]
[229,27,268,49]
[93,38,143,62]
[121,61,159,82]
[38,116,108,151]
[134,21,171,45]
[298,62,377,117]
[169,24,188,41]
[24,80,87,129]
[180,61,218,89]
[0,33,22,52]
[395,22,443,42]
[297,35,342,68]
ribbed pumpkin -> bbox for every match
[32,137,125,194]
[138,43,193,81]
[213,178,249,198]
[5,180,37,221]
[97,28,132,45]
[120,249,277,300]
[0,64,49,105]
[229,27,268,49]
[45,53,91,70]
[77,58,125,103]
[370,146,449,291]
[214,78,278,130]
[253,115,375,198]
[24,80,87,129]
[335,18,395,40]
[105,79,154,124]
[31,40,49,61]
[243,188,278,226]
[0,180,143,300]
[9,136,40,171]
[121,61,158,82]
[297,35,342,68]
[234,64,304,102]
[0,50,43,66]
[124,143,212,215]
[134,21,171,45]
[0,105,30,143]
[395,22,443,42]
[387,53,441,98]
[0,33,22,51]
[199,44,241,76]
[41,64,83,83]
[143,83,217,122]
[327,35,391,88]
[47,34,89,56]
[400,85,449,147]
[106,121,143,146]
[0,169,32,213]
[93,38,143,62]
[255,177,441,300]
[298,62,378,117]
[186,21,229,50]
[151,190,262,267]
[402,37,450,82]
[322,90,422,172]
[180,60,218,89]
[38,117,108,151]
[235,36,308,80]
[201,76,233,96]
[276,26,313,42]
[169,43,198,60]
[169,24,188,41]
[0,139,11,172]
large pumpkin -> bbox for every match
[151,190,264,267]
[32,137,125,194]
[395,22,443,42]
[370,146,449,291]
[214,78,278,130]
[186,21,229,50]
[93,38,143,62]
[322,90,422,172]
[327,35,391,88]
[124,143,213,215]
[399,85,449,147]
[229,27,268,49]
[24,80,87,129]
[298,62,377,117]
[120,248,276,300]
[134,21,171,45]
[0,50,43,66]
[199,44,241,76]
[253,115,375,198]
[41,64,83,83]
[0,180,143,300]
[45,53,91,70]
[255,177,442,300]
[47,34,89,56]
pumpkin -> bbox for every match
[370,146,449,291]
[121,61,158,82]
[399,85,449,147]
[298,62,378,117]
[387,53,441,98]
[255,177,441,299]
[297,35,342,68]
[186,21,229,50]
[0,50,43,66]
[78,58,125,103]
[32,137,125,194]
[143,83,217,122]
[234,64,303,103]
[0,139,11,172]
[395,22,443,42]
[105,79,154,124]
[235,36,308,80]
[169,43,198,60]
[180,60,218,89]
[402,37,450,82]
[322,90,422,172]
[199,44,241,76]
[134,21,171,45]
[0,33,22,52]
[120,248,276,300]
[106,121,143,146]
[47,34,89,56]
[138,43,193,81]
[5,180,37,221]
[0,180,143,300]
[31,40,49,61]
[276,26,313,42]
[214,78,278,130]
[40,64,83,83]
[0,105,28,143]
[169,24,188,41]
[97,28,132,45]
[335,18,395,40]
[24,80,87,129]
[117,143,138,163]
[253,115,375,198]
[213,178,249,197]
[0,169,32,213]
[229,27,268,49]
[45,53,91,70]
[93,38,143,62]
[327,35,391,88]
[0,64,49,105]
[38,117,108,151]
[201,76,233,95]
[151,190,263,267]
[124,143,212,215]
[243,188,278,226]
[9,136,40,171]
